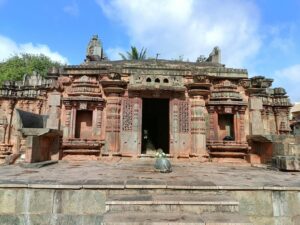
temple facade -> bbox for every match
[0,35,293,164]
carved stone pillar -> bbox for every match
[190,96,207,156]
[234,111,240,142]
[95,103,104,138]
[63,102,72,138]
[208,106,218,142]
[101,79,127,155]
[239,108,246,142]
[105,96,121,154]
[274,107,290,134]
[0,113,8,144]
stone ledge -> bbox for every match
[0,184,300,191]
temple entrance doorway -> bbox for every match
[75,110,93,139]
[218,114,235,141]
[142,98,169,154]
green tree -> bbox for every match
[119,46,147,60]
[0,54,63,83]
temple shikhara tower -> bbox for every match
[0,35,295,167]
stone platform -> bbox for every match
[0,159,300,225]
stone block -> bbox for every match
[16,189,54,214]
[48,93,61,106]
[19,214,52,225]
[272,142,285,156]
[272,191,300,217]
[246,153,261,164]
[233,191,273,217]
[58,190,106,215]
[0,189,17,214]
[293,215,300,225]
[249,97,263,110]
[55,215,103,225]
[288,143,300,156]
[247,216,294,225]
[0,215,20,225]
[250,111,264,135]
[273,156,300,171]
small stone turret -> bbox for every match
[206,46,221,63]
[85,35,106,62]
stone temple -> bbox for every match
[0,35,295,167]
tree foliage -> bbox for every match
[119,46,147,60]
[0,54,63,83]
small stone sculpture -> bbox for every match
[154,149,172,173]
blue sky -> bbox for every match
[0,0,300,102]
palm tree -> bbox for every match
[119,46,147,60]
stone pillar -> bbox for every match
[70,107,76,138]
[239,109,246,142]
[63,102,72,138]
[249,96,264,135]
[234,112,240,142]
[101,79,127,155]
[190,96,207,156]
[274,107,290,134]
[105,95,121,154]
[0,114,8,144]
[46,93,61,129]
[95,104,104,138]
[6,100,15,144]
[208,106,218,142]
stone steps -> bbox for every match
[103,193,252,225]
[209,152,247,158]
[102,211,252,225]
[106,193,239,213]
[63,149,101,154]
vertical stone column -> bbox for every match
[63,102,72,138]
[105,95,122,154]
[208,106,218,142]
[274,108,290,134]
[95,104,104,138]
[0,113,8,144]
[7,100,18,154]
[239,109,246,142]
[46,93,61,129]
[190,96,207,156]
[70,107,76,138]
[249,96,264,135]
[101,78,127,155]
[234,112,240,142]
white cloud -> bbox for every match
[63,1,79,16]
[106,47,126,60]
[96,0,262,67]
[274,64,300,103]
[267,24,296,54]
[0,35,68,64]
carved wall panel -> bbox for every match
[178,101,189,133]
[122,98,133,132]
[170,99,190,156]
[120,97,142,155]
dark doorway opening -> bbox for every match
[142,98,169,154]
[75,110,93,139]
[218,114,235,141]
